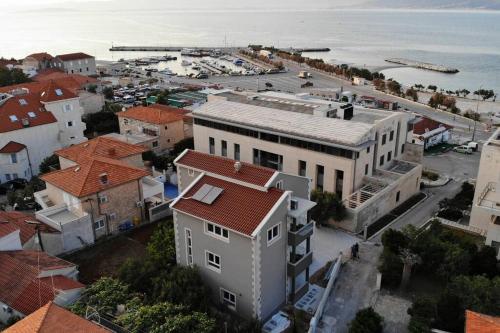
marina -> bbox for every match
[385,58,459,74]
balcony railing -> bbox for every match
[287,251,312,277]
[288,222,314,247]
[478,182,500,213]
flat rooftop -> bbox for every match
[45,209,80,224]
[194,99,375,147]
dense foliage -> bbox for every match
[0,67,31,87]
[348,307,384,333]
[83,102,121,135]
[39,154,60,174]
[310,190,346,223]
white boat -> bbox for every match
[158,69,175,76]
[181,60,192,66]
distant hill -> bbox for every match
[365,0,500,10]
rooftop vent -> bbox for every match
[234,161,242,173]
[21,118,30,127]
[74,166,81,172]
[192,184,224,205]
[99,173,109,185]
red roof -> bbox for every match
[55,136,147,163]
[413,117,453,135]
[0,251,80,316]
[25,53,54,62]
[0,212,39,245]
[4,301,110,333]
[0,92,58,134]
[39,80,78,103]
[172,175,284,236]
[466,310,500,332]
[118,105,186,124]
[56,52,94,61]
[41,156,149,197]
[176,150,276,187]
[0,141,26,154]
[35,71,98,87]
[39,276,85,291]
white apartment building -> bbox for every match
[54,53,97,76]
[470,128,500,256]
[192,91,422,233]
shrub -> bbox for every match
[348,307,383,333]
[39,154,60,174]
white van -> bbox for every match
[453,145,473,154]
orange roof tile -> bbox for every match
[25,53,54,62]
[0,92,57,134]
[34,71,98,87]
[0,141,26,154]
[0,251,80,316]
[176,150,276,187]
[118,105,185,125]
[55,136,147,163]
[0,212,38,244]
[414,116,453,135]
[466,310,500,333]
[4,301,110,333]
[38,276,85,291]
[56,52,94,61]
[39,80,78,103]
[172,175,284,236]
[41,156,149,197]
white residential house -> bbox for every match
[54,53,97,76]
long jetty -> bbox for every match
[385,58,459,74]
[110,46,331,53]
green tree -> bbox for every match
[87,84,97,93]
[310,190,346,223]
[147,221,177,269]
[381,229,409,254]
[406,88,419,101]
[0,67,31,87]
[470,246,498,277]
[172,137,194,156]
[387,80,401,95]
[407,296,436,333]
[39,154,60,174]
[102,86,114,99]
[427,85,438,92]
[379,249,403,288]
[348,307,383,333]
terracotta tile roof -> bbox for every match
[25,53,54,62]
[172,175,284,236]
[0,251,80,316]
[176,150,276,187]
[0,141,26,154]
[0,212,37,244]
[466,310,500,333]
[4,301,110,333]
[0,59,19,69]
[0,92,58,134]
[118,105,185,125]
[413,116,453,135]
[39,276,85,291]
[34,71,98,88]
[56,53,94,62]
[39,80,78,103]
[41,156,149,197]
[55,136,147,163]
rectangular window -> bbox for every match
[206,251,221,272]
[316,165,324,191]
[5,174,12,181]
[253,149,283,171]
[365,164,369,175]
[275,180,284,190]
[380,155,385,166]
[389,130,394,141]
[221,140,227,157]
[401,144,405,154]
[64,104,72,112]
[234,144,240,161]
[299,160,307,177]
[185,228,193,266]
[152,141,159,148]
[94,218,105,230]
[335,170,344,198]
[267,223,281,246]
[206,222,229,241]
[188,168,195,177]
[396,191,401,203]
[387,151,392,161]
[10,154,17,164]
[209,137,215,155]
[367,146,370,154]
[66,121,73,127]
[98,195,108,204]
[382,134,387,145]
[220,288,236,310]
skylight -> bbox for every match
[55,89,63,96]
[18,99,27,106]
[192,184,224,204]
[27,112,36,118]
[9,115,18,122]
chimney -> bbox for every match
[99,173,108,185]
[234,161,242,173]
[21,118,30,127]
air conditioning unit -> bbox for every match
[290,199,299,210]
[136,201,144,207]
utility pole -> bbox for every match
[472,84,482,142]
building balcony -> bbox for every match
[142,176,164,202]
[288,222,314,247]
[478,182,500,214]
[287,251,312,278]
[35,203,90,231]
[34,189,55,210]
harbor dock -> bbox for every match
[110,46,331,53]
[385,58,459,73]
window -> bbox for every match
[5,174,12,181]
[221,140,227,157]
[86,67,89,71]
[9,115,18,122]
[98,195,108,204]
[94,218,105,230]
[152,141,159,148]
[380,155,384,166]
[253,149,283,171]
[316,165,324,191]
[220,288,236,310]
[387,151,392,162]
[164,126,168,130]
[335,170,344,198]
[365,164,369,175]
[109,213,117,221]
[396,191,401,203]
[382,134,387,145]
[389,130,394,141]
[143,128,158,136]
[71,70,74,74]
[66,121,73,127]
[188,168,195,176]
[64,104,72,112]
[12,173,18,179]
[206,251,221,272]
[10,154,17,164]
[79,68,82,73]
[234,144,240,161]
[267,223,281,246]
[28,112,36,118]
[124,119,129,125]
[206,222,229,241]
[185,229,193,266]
[401,144,405,154]
[209,137,215,154]
[298,160,307,177]
[275,180,284,190]
[367,146,370,154]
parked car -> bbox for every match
[453,145,473,154]
[265,82,273,88]
[301,81,313,88]
[0,178,28,195]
